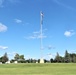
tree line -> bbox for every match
[0,50,76,63]
[51,50,76,63]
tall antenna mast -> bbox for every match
[40,11,44,63]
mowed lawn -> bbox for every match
[0,63,76,75]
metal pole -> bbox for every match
[40,11,44,63]
[40,11,43,59]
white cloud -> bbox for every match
[37,35,47,39]
[0,23,7,32]
[48,45,55,49]
[25,30,47,40]
[64,30,75,37]
[24,36,37,40]
[27,36,36,39]
[33,31,40,34]
[0,46,8,50]
[15,19,22,23]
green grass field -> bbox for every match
[0,63,76,75]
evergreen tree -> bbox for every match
[2,53,9,63]
[55,52,60,62]
[64,50,70,63]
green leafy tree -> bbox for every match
[0,57,2,62]
[19,55,25,60]
[70,53,76,63]
[14,53,20,61]
[73,56,76,63]
[50,58,54,63]
[14,53,25,63]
